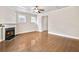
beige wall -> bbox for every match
[0,7,16,24]
[16,12,38,34]
[37,14,48,32]
[0,7,38,35]
[42,16,48,31]
[48,7,79,38]
[37,14,42,32]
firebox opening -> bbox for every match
[5,27,15,40]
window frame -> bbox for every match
[31,16,37,24]
[17,14,27,24]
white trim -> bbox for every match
[16,30,36,35]
[48,32,79,40]
[37,30,48,32]
[38,30,43,32]
[37,29,44,32]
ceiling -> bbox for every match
[8,6,67,14]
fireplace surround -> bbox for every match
[1,24,16,40]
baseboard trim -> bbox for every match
[16,30,48,35]
[16,31,37,35]
[38,30,48,32]
[48,32,79,40]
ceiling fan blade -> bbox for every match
[39,9,44,11]
[38,11,41,13]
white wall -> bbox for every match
[16,12,38,34]
[48,7,79,39]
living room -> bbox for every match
[0,6,79,52]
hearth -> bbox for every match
[5,27,15,40]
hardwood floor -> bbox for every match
[0,31,79,52]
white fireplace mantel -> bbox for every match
[0,24,16,40]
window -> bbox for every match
[17,14,26,23]
[31,16,37,24]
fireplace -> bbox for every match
[5,27,15,40]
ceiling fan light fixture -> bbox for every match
[34,9,39,13]
[33,6,44,14]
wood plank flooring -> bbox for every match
[0,31,79,52]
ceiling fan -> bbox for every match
[33,6,44,13]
